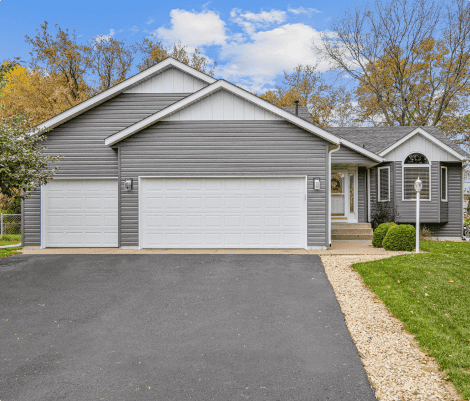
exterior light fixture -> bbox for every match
[124,178,133,191]
[415,177,422,253]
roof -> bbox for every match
[104,80,342,147]
[35,58,216,132]
[279,106,312,123]
[322,126,469,158]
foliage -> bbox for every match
[0,190,21,214]
[383,224,416,251]
[259,64,356,127]
[370,201,399,230]
[353,241,470,398]
[0,235,21,247]
[372,222,397,248]
[84,36,134,92]
[136,38,216,76]
[319,0,470,130]
[0,113,60,199]
[420,226,432,240]
[0,247,21,258]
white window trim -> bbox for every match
[441,166,448,202]
[378,166,391,202]
[402,164,432,202]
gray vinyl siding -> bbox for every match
[331,145,376,165]
[370,162,395,216]
[358,167,367,222]
[119,120,330,247]
[394,161,439,224]
[427,164,463,237]
[23,93,188,246]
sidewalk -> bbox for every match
[21,241,410,256]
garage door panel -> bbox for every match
[141,178,306,249]
[43,180,118,247]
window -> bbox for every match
[403,153,430,200]
[378,166,390,202]
[441,166,448,201]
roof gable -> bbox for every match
[104,80,341,146]
[35,58,216,132]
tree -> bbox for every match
[136,37,217,76]
[26,22,90,104]
[260,64,356,127]
[318,0,470,128]
[84,36,134,92]
[0,62,61,207]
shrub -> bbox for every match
[372,222,397,248]
[370,202,399,230]
[420,225,432,240]
[383,224,416,251]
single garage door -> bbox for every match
[42,179,118,247]
[140,177,307,248]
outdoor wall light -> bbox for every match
[124,178,133,191]
[314,178,321,190]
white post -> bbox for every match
[416,191,420,253]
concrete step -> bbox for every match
[331,234,374,240]
[331,228,373,235]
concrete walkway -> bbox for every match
[21,240,410,256]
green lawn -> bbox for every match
[0,234,21,247]
[353,241,470,399]
[0,247,22,258]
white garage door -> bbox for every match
[140,177,307,248]
[42,179,118,247]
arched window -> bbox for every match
[403,153,430,200]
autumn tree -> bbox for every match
[0,62,61,211]
[84,36,134,92]
[260,64,356,127]
[136,37,217,76]
[318,0,470,128]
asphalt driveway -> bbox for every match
[0,254,376,401]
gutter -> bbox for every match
[328,144,341,246]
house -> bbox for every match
[21,58,469,249]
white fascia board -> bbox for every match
[339,138,385,162]
[35,58,216,132]
[378,127,467,161]
[105,79,341,146]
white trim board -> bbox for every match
[378,127,467,161]
[104,80,341,147]
[33,58,216,133]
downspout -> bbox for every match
[328,144,341,246]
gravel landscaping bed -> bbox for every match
[321,255,464,401]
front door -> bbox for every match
[331,169,357,222]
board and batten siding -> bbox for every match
[23,93,188,246]
[163,90,283,121]
[384,133,460,162]
[124,67,209,94]
[119,120,330,247]
[331,145,376,165]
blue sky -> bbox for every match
[0,0,355,93]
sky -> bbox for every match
[0,0,355,93]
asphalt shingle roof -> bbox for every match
[279,106,468,157]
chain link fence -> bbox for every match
[1,214,21,238]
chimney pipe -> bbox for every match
[294,100,299,116]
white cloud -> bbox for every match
[288,6,322,15]
[129,26,139,34]
[94,29,116,43]
[146,17,155,25]
[155,9,227,47]
[230,8,286,35]
[218,23,328,93]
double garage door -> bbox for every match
[140,177,307,248]
[42,177,307,248]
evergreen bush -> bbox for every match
[372,222,397,248]
[382,224,416,251]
